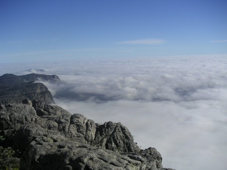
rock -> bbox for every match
[0,103,171,170]
[140,147,163,169]
[94,121,140,153]
[22,99,33,105]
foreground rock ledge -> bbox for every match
[0,101,172,170]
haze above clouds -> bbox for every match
[8,55,225,170]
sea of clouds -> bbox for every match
[1,55,227,170]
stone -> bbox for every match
[0,103,171,170]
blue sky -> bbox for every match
[0,0,227,62]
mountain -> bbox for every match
[0,73,59,105]
[0,73,173,170]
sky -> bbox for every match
[0,0,227,63]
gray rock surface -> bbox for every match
[0,102,172,170]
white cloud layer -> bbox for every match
[2,55,227,170]
[118,39,165,45]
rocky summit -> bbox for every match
[0,73,173,170]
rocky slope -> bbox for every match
[0,73,173,170]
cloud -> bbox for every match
[40,56,227,104]
[209,40,227,43]
[118,39,165,45]
[6,55,227,170]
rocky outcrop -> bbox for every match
[0,73,173,170]
[0,102,172,170]
[0,73,59,105]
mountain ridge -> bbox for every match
[0,73,59,105]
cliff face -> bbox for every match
[0,73,59,105]
[0,73,173,170]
